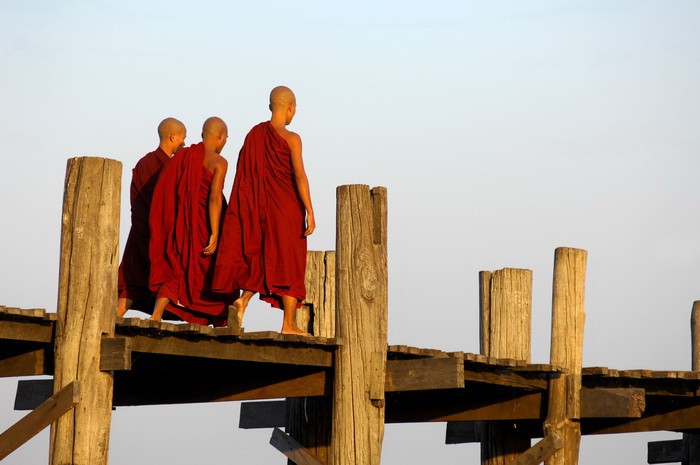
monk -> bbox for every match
[148,117,230,326]
[212,86,315,336]
[117,117,186,317]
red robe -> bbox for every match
[212,122,307,308]
[117,147,171,312]
[149,142,230,326]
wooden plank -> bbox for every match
[648,439,683,464]
[544,247,587,465]
[385,356,464,392]
[0,319,54,343]
[0,347,50,377]
[100,337,131,371]
[580,387,645,418]
[511,432,563,465]
[270,427,324,465]
[102,335,333,368]
[332,185,388,465]
[446,421,479,444]
[464,366,550,390]
[0,381,80,461]
[239,400,287,429]
[50,157,120,465]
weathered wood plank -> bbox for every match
[0,320,54,343]
[240,400,287,429]
[0,381,80,461]
[580,387,645,418]
[50,157,120,465]
[385,356,464,392]
[270,427,324,465]
[0,347,50,377]
[511,433,563,465]
[332,185,388,465]
[100,334,333,368]
[648,439,683,464]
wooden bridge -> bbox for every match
[1,157,700,464]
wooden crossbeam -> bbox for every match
[511,432,563,465]
[0,381,79,460]
[0,319,54,343]
[648,439,683,464]
[0,346,51,377]
[270,427,325,465]
[385,355,464,392]
[239,400,287,429]
[100,335,333,370]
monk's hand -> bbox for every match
[304,211,316,236]
[202,234,218,255]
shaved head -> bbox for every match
[202,116,228,154]
[157,117,185,142]
[269,86,296,111]
[202,116,227,137]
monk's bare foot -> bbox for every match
[281,325,312,337]
[149,314,162,322]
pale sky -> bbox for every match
[1,1,699,463]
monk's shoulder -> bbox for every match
[283,130,302,150]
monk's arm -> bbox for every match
[203,158,228,255]
[288,134,315,236]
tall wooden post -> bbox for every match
[286,250,336,464]
[682,302,700,464]
[332,185,388,465]
[50,157,121,465]
[479,268,533,464]
[544,247,587,465]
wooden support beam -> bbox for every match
[49,157,121,465]
[270,428,325,465]
[544,247,587,465]
[511,433,563,465]
[479,268,533,465]
[0,319,54,343]
[0,345,51,377]
[648,439,684,464]
[386,355,464,392]
[683,300,700,465]
[99,334,334,371]
[0,381,80,461]
[332,185,388,465]
[240,401,287,429]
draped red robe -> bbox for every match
[212,121,307,308]
[149,142,229,326]
[117,147,171,312]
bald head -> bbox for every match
[158,117,185,142]
[157,117,187,156]
[201,116,228,154]
[269,86,296,111]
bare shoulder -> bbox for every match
[284,130,302,151]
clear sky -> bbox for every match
[1,1,699,463]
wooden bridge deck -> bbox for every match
[4,304,700,443]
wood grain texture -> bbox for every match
[50,157,121,465]
[270,428,324,465]
[0,381,79,461]
[332,185,388,465]
[544,247,587,465]
[479,268,533,465]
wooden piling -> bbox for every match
[544,247,587,465]
[682,302,700,465]
[479,268,533,464]
[50,157,121,465]
[286,251,336,464]
[331,185,388,465]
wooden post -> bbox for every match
[479,268,533,464]
[50,157,121,465]
[682,301,700,465]
[331,185,388,465]
[286,250,336,464]
[544,247,587,465]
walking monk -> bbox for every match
[117,117,186,317]
[212,86,315,336]
[149,117,230,326]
